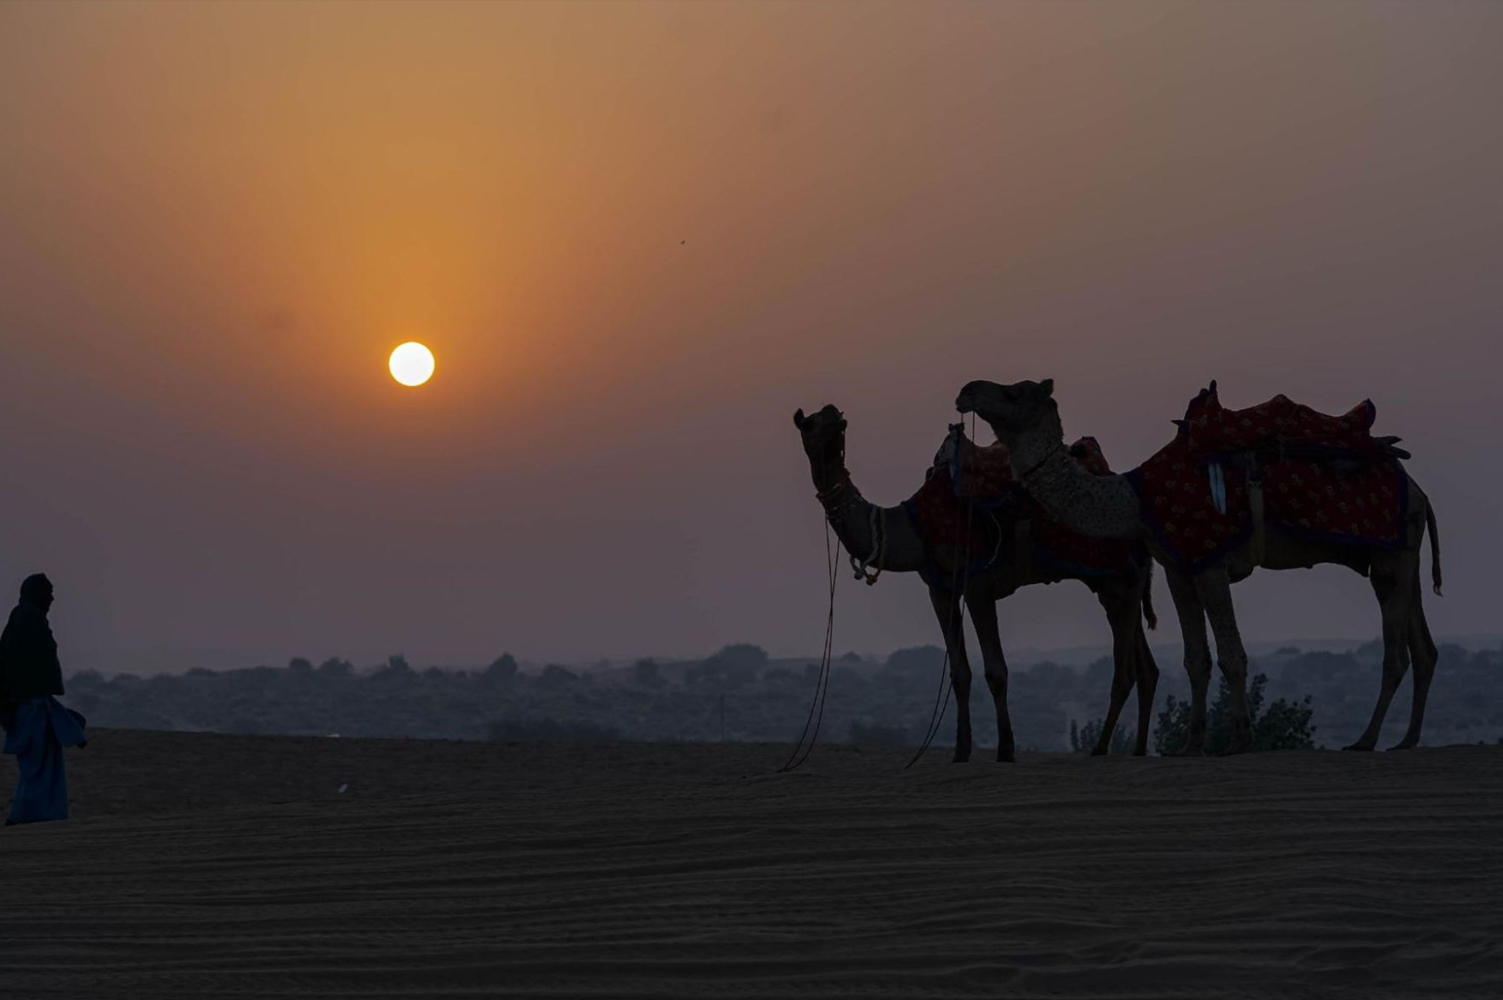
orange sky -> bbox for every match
[2,1,1499,670]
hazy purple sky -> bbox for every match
[1,1,1499,672]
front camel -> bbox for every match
[955,379,1441,755]
[793,404,1159,761]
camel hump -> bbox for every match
[1180,387,1392,459]
[1068,436,1115,476]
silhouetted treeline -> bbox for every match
[60,640,1503,752]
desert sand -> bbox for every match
[4,730,1503,998]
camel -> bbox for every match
[793,404,1159,761]
[955,379,1442,755]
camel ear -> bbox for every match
[1039,378,1054,398]
[793,408,807,429]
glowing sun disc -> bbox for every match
[389,342,435,386]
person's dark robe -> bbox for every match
[1,598,82,825]
[0,600,64,703]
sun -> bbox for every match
[388,342,435,387]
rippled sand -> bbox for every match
[5,730,1503,998]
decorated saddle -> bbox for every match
[1127,382,1410,571]
[904,425,1142,584]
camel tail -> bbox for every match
[1426,498,1442,597]
[1141,561,1159,631]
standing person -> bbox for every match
[0,574,86,826]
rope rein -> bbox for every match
[850,505,885,585]
[780,439,854,773]
[779,518,838,773]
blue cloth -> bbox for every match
[3,696,86,825]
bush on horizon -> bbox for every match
[1153,673,1317,755]
[1069,717,1136,755]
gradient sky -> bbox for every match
[2,1,1499,672]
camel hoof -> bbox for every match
[1387,739,1418,752]
[1089,747,1107,758]
[1342,742,1376,752]
[951,750,970,764]
[996,748,1016,763]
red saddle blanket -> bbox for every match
[904,428,1140,580]
[1128,384,1408,570]
[1181,383,1382,458]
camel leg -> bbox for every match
[1346,559,1413,752]
[1132,625,1161,757]
[928,587,973,763]
[1164,566,1212,755]
[1193,566,1253,754]
[966,595,1015,763]
[1090,585,1138,756]
[1392,568,1437,751]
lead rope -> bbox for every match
[904,412,979,769]
[850,506,885,585]
[779,517,840,772]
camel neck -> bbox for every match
[802,449,926,574]
[1017,434,1144,542]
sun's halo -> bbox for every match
[389,342,435,387]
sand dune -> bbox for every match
[5,731,1503,998]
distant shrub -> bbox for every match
[1154,673,1316,755]
[881,646,947,692]
[369,659,415,684]
[1083,656,1115,689]
[540,664,579,686]
[1069,718,1135,755]
[884,646,945,674]
[1254,691,1319,751]
[485,654,519,680]
[686,644,769,689]
[710,644,769,670]
[632,659,662,686]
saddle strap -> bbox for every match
[1248,480,1267,566]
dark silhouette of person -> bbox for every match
[0,574,87,826]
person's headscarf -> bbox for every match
[19,574,53,606]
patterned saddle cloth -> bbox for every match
[1128,382,1409,571]
[1179,381,1390,459]
[904,425,1141,580]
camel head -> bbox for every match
[955,378,1058,447]
[793,404,848,464]
[792,404,851,490]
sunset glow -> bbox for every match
[1,0,1498,666]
